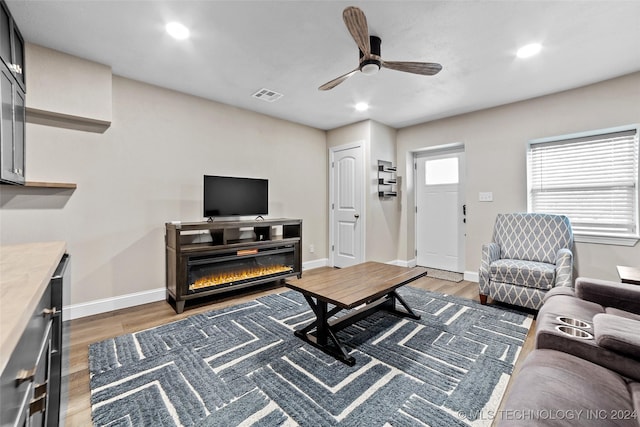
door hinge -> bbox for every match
[415,249,418,256]
[415,206,418,213]
[332,245,334,251]
[332,203,334,210]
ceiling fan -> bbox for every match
[319,6,443,91]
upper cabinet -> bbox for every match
[0,0,24,91]
[0,0,25,185]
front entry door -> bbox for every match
[330,144,364,268]
[415,150,465,272]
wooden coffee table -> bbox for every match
[286,262,428,365]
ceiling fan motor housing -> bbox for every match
[359,35,382,74]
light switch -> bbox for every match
[479,192,493,202]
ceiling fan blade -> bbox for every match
[318,68,359,91]
[382,61,443,76]
[343,6,370,55]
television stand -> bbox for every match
[165,218,302,313]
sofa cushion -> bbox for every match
[576,278,640,315]
[594,313,640,358]
[490,259,556,290]
[606,307,640,322]
[498,349,638,426]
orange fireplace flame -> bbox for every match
[189,265,293,291]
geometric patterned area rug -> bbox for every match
[89,287,532,426]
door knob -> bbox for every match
[354,214,360,218]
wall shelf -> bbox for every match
[24,181,77,189]
[1,181,77,189]
[378,160,397,197]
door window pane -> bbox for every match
[425,158,459,185]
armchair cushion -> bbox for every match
[492,213,573,264]
[594,313,640,359]
[490,259,555,290]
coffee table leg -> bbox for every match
[388,291,421,320]
[294,296,356,366]
[316,300,328,346]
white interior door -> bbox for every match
[331,144,364,268]
[416,150,465,272]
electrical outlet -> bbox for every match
[309,244,315,253]
[479,192,493,202]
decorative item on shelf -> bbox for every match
[378,160,397,197]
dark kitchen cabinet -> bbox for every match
[0,0,24,90]
[0,253,69,427]
[0,0,25,185]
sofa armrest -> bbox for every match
[593,313,640,359]
[479,243,500,292]
[554,248,573,288]
[542,286,575,304]
[481,242,500,264]
[576,277,640,315]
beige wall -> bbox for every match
[326,120,400,263]
[397,72,640,281]
[368,121,400,262]
[0,73,328,306]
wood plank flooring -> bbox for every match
[63,267,536,427]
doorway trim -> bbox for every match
[329,141,366,267]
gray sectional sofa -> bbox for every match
[498,277,640,426]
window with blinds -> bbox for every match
[527,125,639,244]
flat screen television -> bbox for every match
[203,175,268,218]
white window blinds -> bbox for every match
[528,126,639,240]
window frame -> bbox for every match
[527,124,639,247]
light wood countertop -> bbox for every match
[0,241,66,374]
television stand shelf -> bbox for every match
[165,218,302,313]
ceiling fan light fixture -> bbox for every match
[166,22,190,40]
[361,62,380,75]
[517,43,542,58]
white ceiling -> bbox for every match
[7,0,640,130]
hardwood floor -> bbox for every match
[63,267,536,426]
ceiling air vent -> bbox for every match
[252,88,283,103]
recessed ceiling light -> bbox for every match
[355,102,369,112]
[166,22,190,40]
[517,43,542,59]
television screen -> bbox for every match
[203,175,268,217]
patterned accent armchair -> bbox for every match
[479,213,574,310]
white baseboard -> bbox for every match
[464,271,479,282]
[302,258,329,270]
[389,259,417,267]
[64,259,330,320]
[64,288,166,321]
